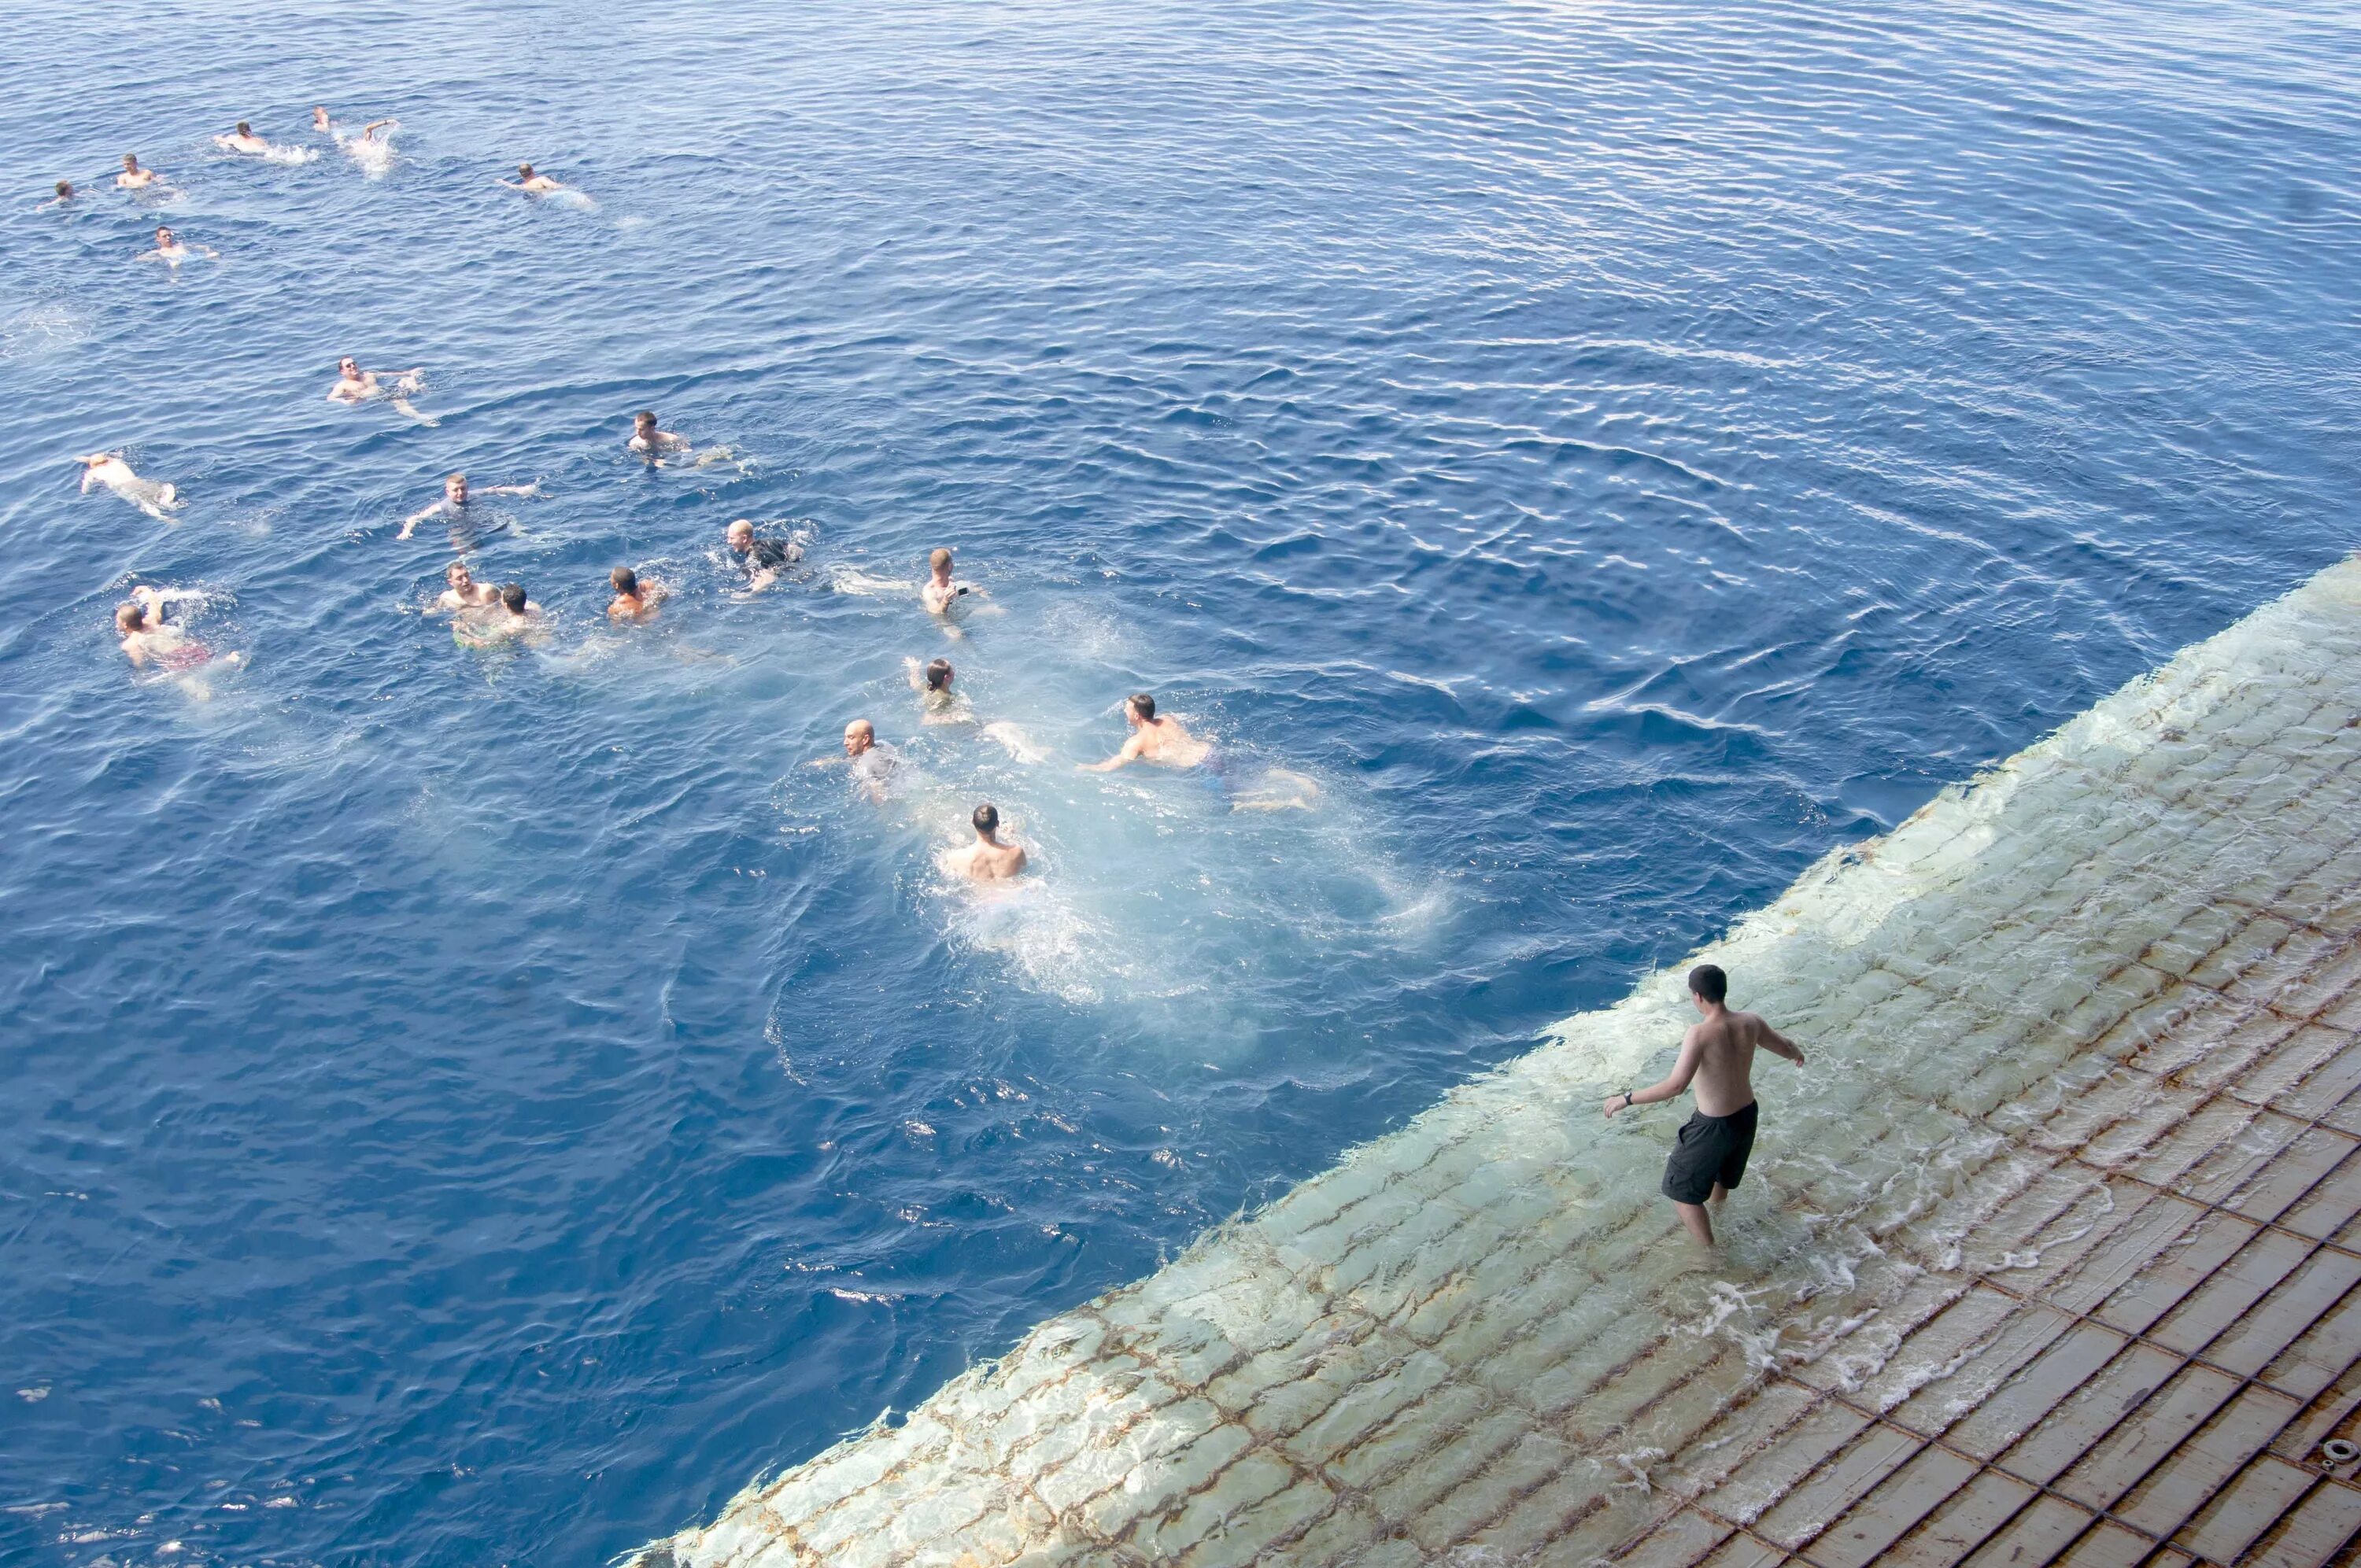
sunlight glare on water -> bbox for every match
[0,0,2355,1563]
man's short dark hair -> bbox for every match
[1128,692,1155,720]
[634,409,655,423]
[926,659,952,691]
[501,583,527,612]
[1688,964,1727,1005]
[237,121,252,135]
[611,566,637,594]
[973,802,999,833]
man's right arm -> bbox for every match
[1081,736,1138,773]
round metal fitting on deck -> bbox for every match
[2322,1438,2359,1466]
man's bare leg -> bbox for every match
[1674,1201,1716,1246]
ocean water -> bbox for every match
[0,1,2354,1563]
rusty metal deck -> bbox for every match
[630,555,2361,1568]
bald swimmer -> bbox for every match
[835,720,900,802]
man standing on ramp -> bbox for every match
[1604,964,1806,1246]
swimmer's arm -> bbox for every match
[1079,736,1140,773]
[398,501,448,538]
[1606,1030,1702,1116]
[478,481,541,496]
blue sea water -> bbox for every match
[1,0,2355,1562]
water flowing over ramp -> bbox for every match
[632,555,2361,1568]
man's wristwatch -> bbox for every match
[1617,1087,1635,1109]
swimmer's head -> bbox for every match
[926,658,953,692]
[236,121,252,137]
[611,566,638,596]
[445,561,473,588]
[155,226,173,244]
[843,718,874,756]
[973,802,999,836]
[634,410,656,434]
[726,518,754,551]
[1125,692,1155,724]
[501,583,527,613]
[1687,964,1727,1006]
[123,153,139,171]
[55,180,72,197]
[339,356,360,375]
[518,164,534,178]
[445,472,467,503]
[929,547,952,574]
[116,602,146,632]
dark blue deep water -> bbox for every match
[2,1,2355,1562]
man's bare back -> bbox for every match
[1678,1009,1794,1117]
[951,804,1028,882]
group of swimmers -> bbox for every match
[60,109,1818,1248]
[46,105,590,268]
[65,113,1314,888]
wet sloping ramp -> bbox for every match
[631,555,2361,1568]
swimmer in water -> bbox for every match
[948,802,1029,882]
[628,410,692,462]
[726,518,800,591]
[433,559,499,613]
[78,452,181,520]
[607,566,667,622]
[328,356,434,425]
[116,591,242,677]
[116,153,162,190]
[833,719,900,802]
[312,105,334,134]
[921,548,981,618]
[456,582,545,646]
[1080,690,1318,809]
[215,121,269,154]
[401,471,541,539]
[501,163,567,194]
[345,119,397,172]
[1081,692,1211,772]
[903,655,972,725]
[1604,963,1807,1248]
[45,180,74,207]
[142,226,216,267]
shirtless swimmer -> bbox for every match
[434,559,499,612]
[1081,691,1210,771]
[949,802,1028,882]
